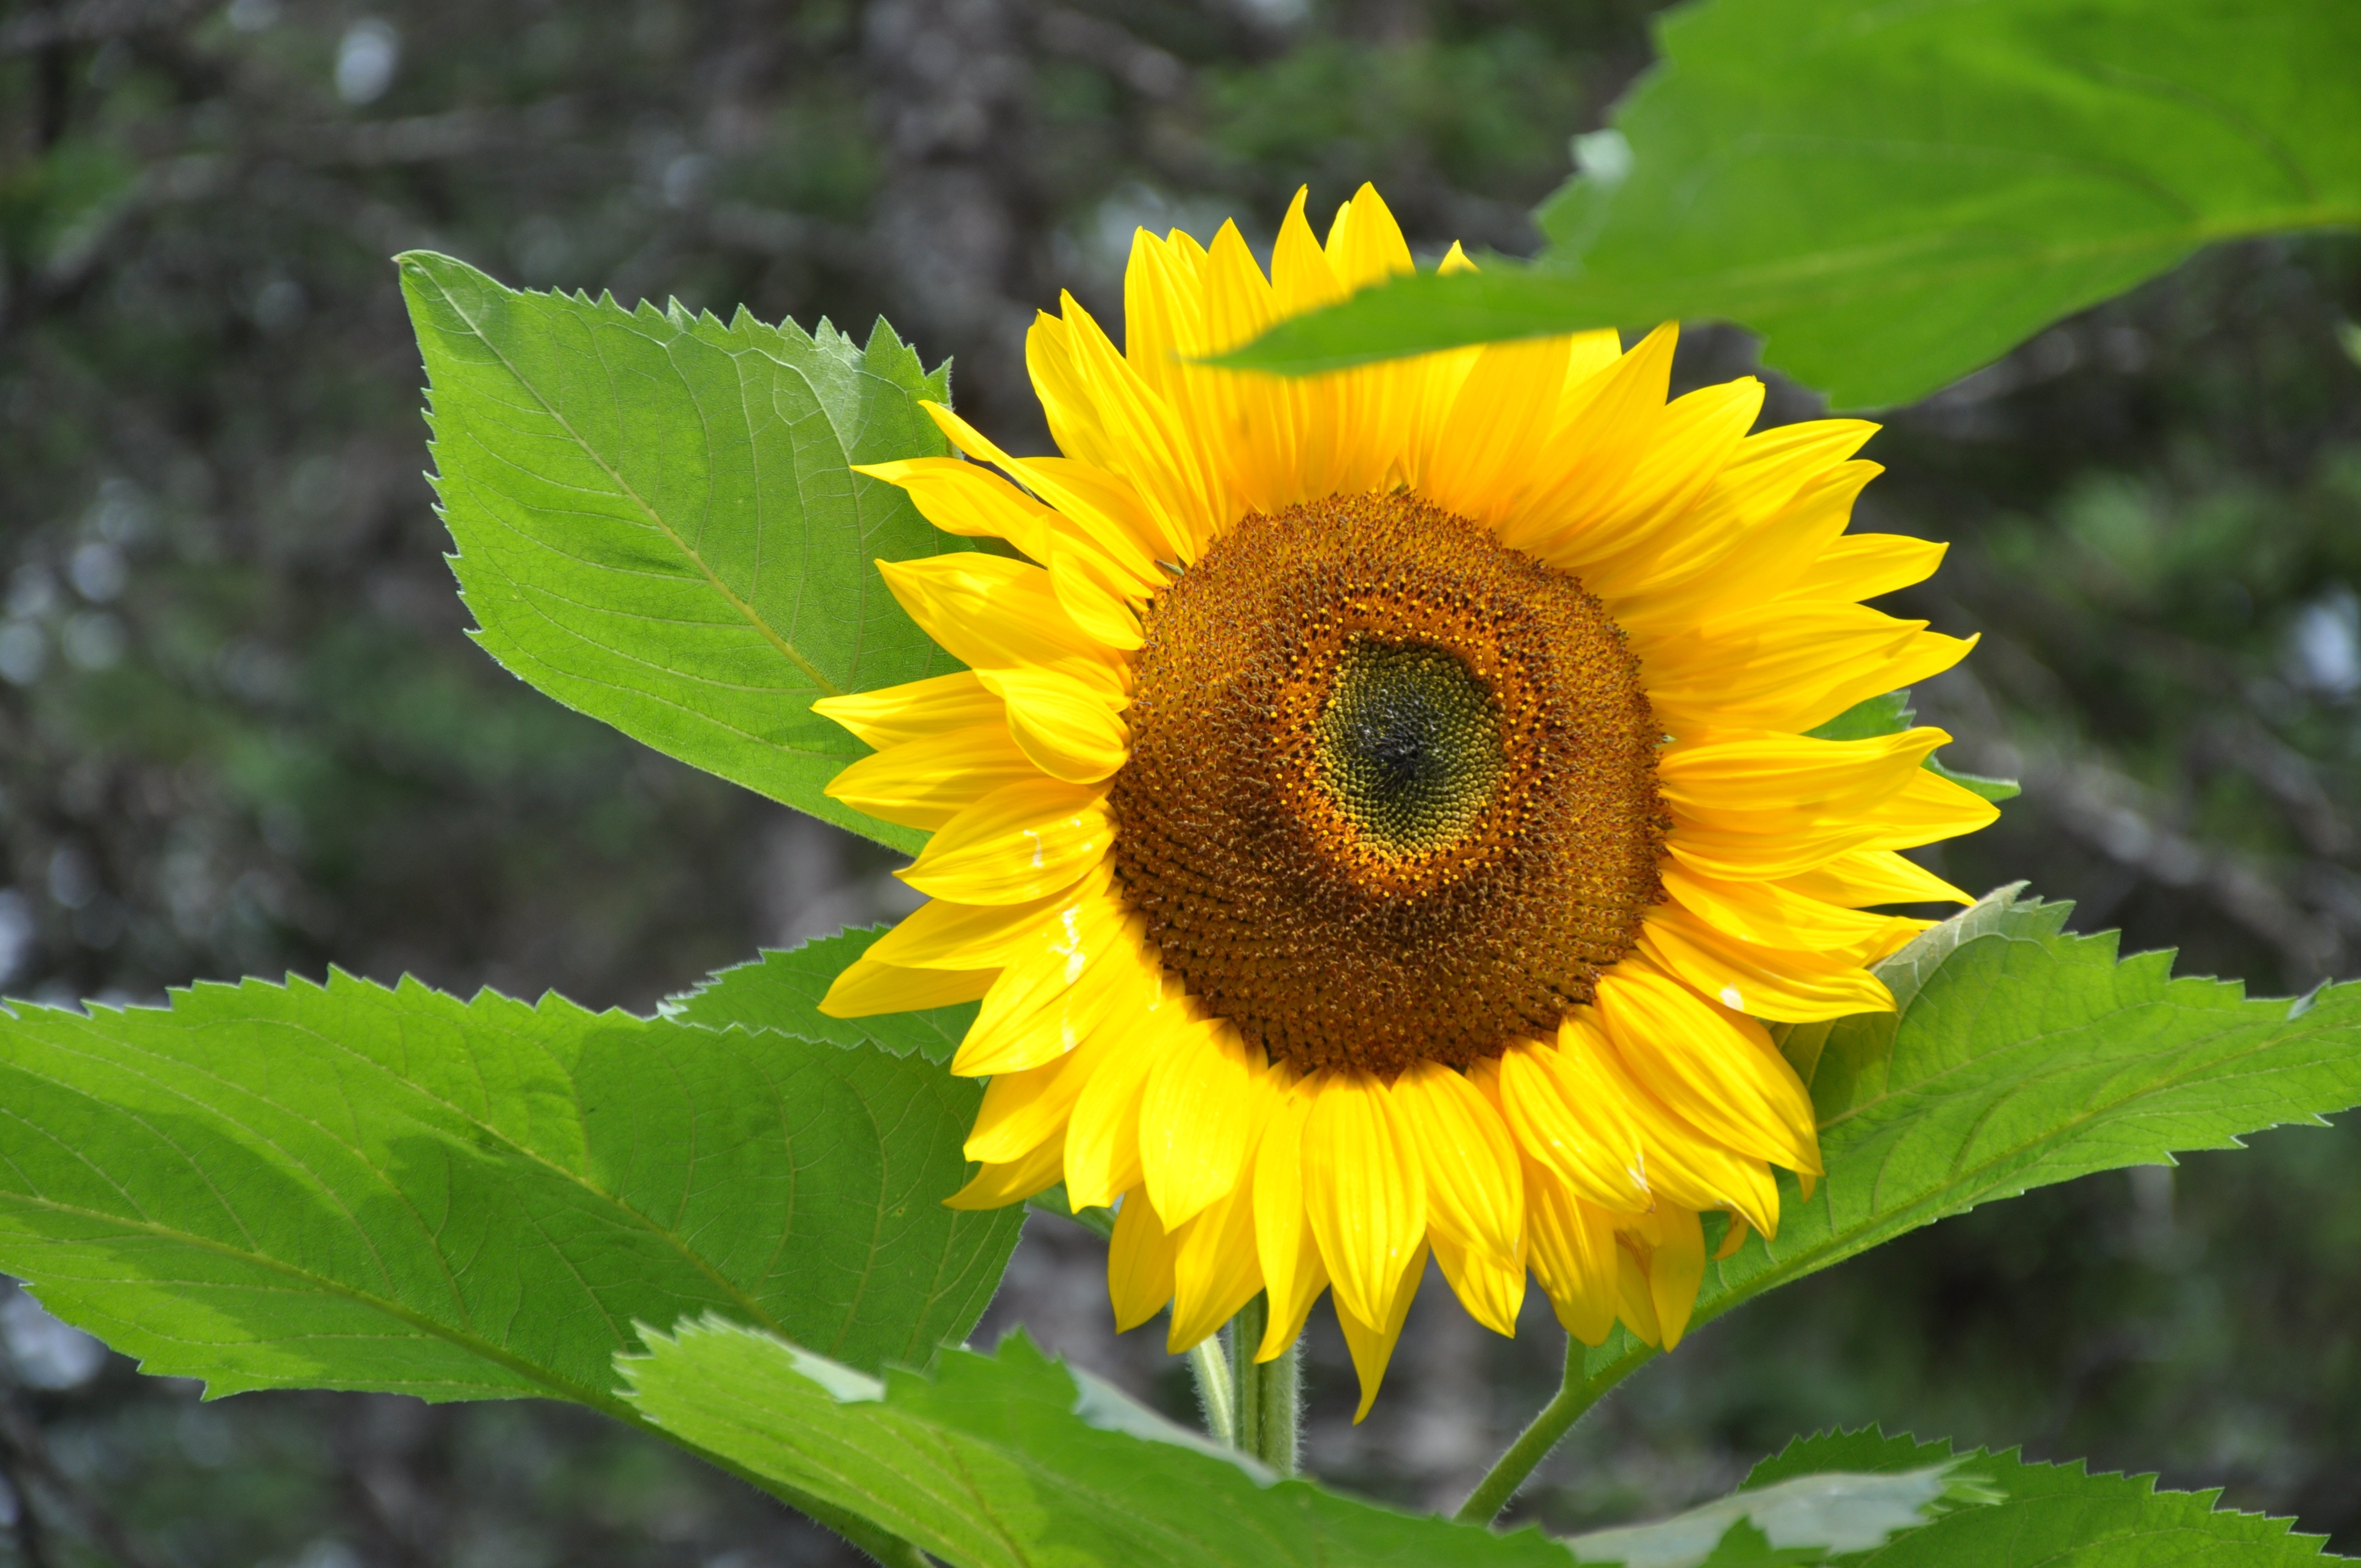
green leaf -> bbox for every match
[0,975,1019,1405]
[1582,886,2361,1386]
[398,249,981,854]
[1222,0,2361,409]
[623,1317,1576,1568]
[1744,1429,2333,1566]
[1805,690,2017,803]
[1563,1461,1993,1568]
[665,925,977,1064]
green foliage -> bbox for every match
[666,925,976,1064]
[1744,1430,2329,1566]
[1577,888,2361,1386]
[1222,0,2361,409]
[0,973,1018,1404]
[1563,1456,1993,1568]
[624,1316,1575,1568]
[400,251,982,856]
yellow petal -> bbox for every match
[1395,1059,1524,1265]
[1555,1012,1785,1234]
[1636,907,1896,1023]
[955,910,1151,1077]
[1419,335,1572,527]
[1302,1070,1428,1330]
[818,954,996,1018]
[1594,963,1820,1176]
[1336,1243,1428,1422]
[1713,1210,1752,1262]
[1321,182,1415,293]
[1064,997,1192,1208]
[896,778,1111,906]
[1608,460,1880,636]
[1168,1170,1265,1353]
[976,666,1131,783]
[865,870,1106,971]
[1054,291,1226,560]
[1488,1039,1649,1213]
[924,398,1181,570]
[1048,546,1146,652]
[1645,603,1968,736]
[1857,767,2004,853]
[824,721,1043,831]
[876,553,1122,693]
[1522,1160,1618,1345]
[1252,1074,1329,1360]
[1108,1186,1181,1332]
[1611,1235,1662,1346]
[1780,848,1974,909]
[1646,1204,1707,1349]
[1661,862,1918,960]
[1495,323,1677,554]
[853,456,1057,561]
[812,669,1002,749]
[945,1135,1065,1211]
[1431,1232,1525,1337]
[1140,1020,1261,1228]
[1782,532,1949,605]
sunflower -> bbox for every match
[814,184,1996,1417]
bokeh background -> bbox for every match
[2,0,2359,1562]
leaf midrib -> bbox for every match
[416,263,846,699]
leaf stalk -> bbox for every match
[1453,1336,1656,1525]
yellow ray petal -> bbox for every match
[1431,1232,1525,1337]
[864,867,1109,972]
[1488,1039,1649,1213]
[1611,1237,1663,1347]
[1064,998,1193,1208]
[1636,907,1896,1023]
[1780,848,1974,910]
[1321,182,1414,293]
[876,553,1123,693]
[976,667,1131,783]
[955,911,1151,1077]
[1108,1186,1182,1332]
[946,1135,1065,1210]
[1048,546,1146,653]
[1302,1070,1429,1331]
[1493,323,1679,553]
[1609,461,1880,637]
[1394,1060,1524,1265]
[1421,335,1573,529]
[1857,767,2004,853]
[818,954,995,1019]
[812,669,1002,749]
[1559,1012,1783,1234]
[1645,604,1972,737]
[896,777,1111,906]
[1594,963,1820,1176]
[1252,1075,1329,1360]
[1168,1166,1266,1353]
[1123,226,1206,412]
[823,721,1043,831]
[1661,862,1918,960]
[853,456,1057,562]
[1659,727,1946,826]
[1646,1204,1707,1349]
[1782,532,1949,605]
[1056,290,1227,559]
[1140,1020,1261,1228]
[923,401,1190,568]
[1522,1159,1618,1345]
[1533,377,1764,572]
[1335,1243,1429,1422]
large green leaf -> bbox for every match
[399,250,978,853]
[1562,1458,1994,1568]
[1223,0,2361,409]
[624,1316,1577,1568]
[0,974,1019,1405]
[1743,1429,2332,1566]
[1576,887,2361,1387]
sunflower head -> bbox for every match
[815,183,1996,1417]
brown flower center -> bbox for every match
[1109,491,1666,1077]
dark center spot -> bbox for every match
[1313,640,1503,857]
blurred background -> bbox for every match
[1,0,2358,1561]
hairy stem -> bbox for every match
[1227,1294,1300,1474]
[1454,1336,1658,1525]
[1187,1335,1236,1444]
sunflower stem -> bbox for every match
[1187,1336,1236,1445]
[1452,1336,1657,1526]
[1225,1294,1299,1474]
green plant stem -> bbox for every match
[1226,1294,1300,1475]
[1453,1336,1658,1525]
[1188,1336,1236,1445]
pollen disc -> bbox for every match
[1110,492,1667,1077]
